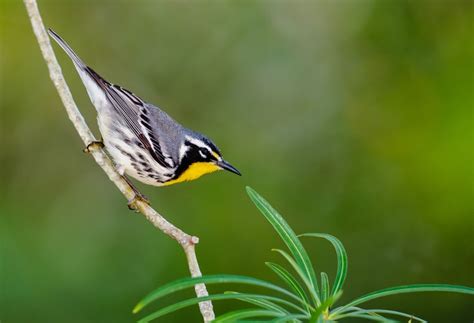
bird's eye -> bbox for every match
[199,149,207,159]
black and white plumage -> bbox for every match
[48,29,240,186]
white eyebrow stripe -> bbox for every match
[185,136,214,154]
[185,136,207,148]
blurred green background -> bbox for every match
[1,0,473,322]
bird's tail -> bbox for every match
[48,28,86,70]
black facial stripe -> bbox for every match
[174,142,202,179]
[202,138,221,156]
[200,147,217,160]
[173,140,217,180]
[184,140,219,160]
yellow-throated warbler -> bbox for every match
[49,29,240,191]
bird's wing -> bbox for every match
[94,76,174,169]
[48,29,173,169]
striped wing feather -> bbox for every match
[87,69,173,168]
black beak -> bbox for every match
[217,160,241,176]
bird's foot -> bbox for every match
[122,175,150,211]
[127,192,150,211]
[83,140,104,153]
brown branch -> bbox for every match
[23,0,215,321]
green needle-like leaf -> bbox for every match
[134,187,474,322]
[299,233,348,297]
[133,274,299,313]
[320,272,330,303]
[309,290,342,323]
[271,314,307,322]
[247,187,320,305]
[265,262,313,313]
[333,284,474,315]
[137,293,301,322]
[272,249,320,307]
[213,308,285,322]
[224,291,288,314]
[224,291,306,314]
[338,313,396,322]
[332,308,426,322]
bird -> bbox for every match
[48,29,240,202]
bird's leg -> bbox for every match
[85,146,150,210]
[122,175,151,210]
[83,139,104,153]
[111,164,150,208]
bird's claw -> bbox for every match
[83,140,104,153]
[127,193,150,211]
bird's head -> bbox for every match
[164,133,240,185]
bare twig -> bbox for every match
[23,0,215,321]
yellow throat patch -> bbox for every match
[163,162,220,186]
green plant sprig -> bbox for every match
[134,186,474,322]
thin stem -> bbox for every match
[22,0,215,321]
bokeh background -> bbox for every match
[1,0,473,322]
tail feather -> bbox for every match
[48,28,110,111]
[48,28,86,69]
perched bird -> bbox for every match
[48,29,240,196]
